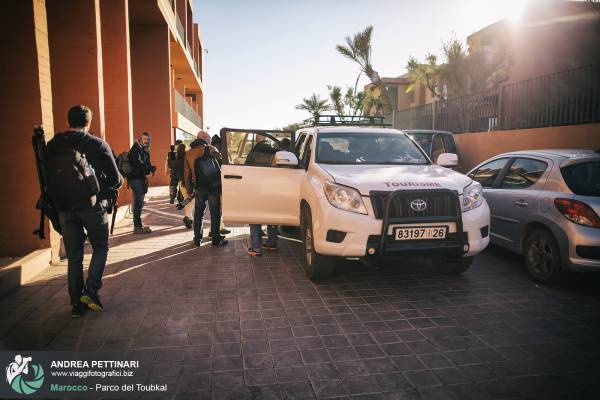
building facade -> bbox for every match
[0,0,205,258]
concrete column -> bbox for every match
[100,0,133,154]
[130,23,173,186]
[46,0,105,138]
[0,0,59,257]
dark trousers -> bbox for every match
[129,178,146,227]
[194,190,221,244]
[59,203,109,305]
[169,174,179,201]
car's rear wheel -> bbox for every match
[524,228,562,284]
[301,206,336,280]
[433,256,473,274]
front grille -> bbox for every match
[370,190,459,219]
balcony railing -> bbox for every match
[391,63,600,133]
[174,14,201,81]
[175,14,185,48]
[175,91,202,128]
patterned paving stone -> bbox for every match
[2,193,600,399]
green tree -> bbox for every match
[336,26,393,114]
[407,37,509,100]
[327,85,366,117]
[295,93,332,119]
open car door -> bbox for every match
[220,128,305,226]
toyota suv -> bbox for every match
[219,117,490,279]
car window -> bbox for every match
[469,158,509,188]
[431,134,445,163]
[561,161,600,196]
[223,130,292,167]
[294,133,306,155]
[442,135,457,154]
[316,132,428,165]
[501,158,548,189]
[408,133,433,156]
[299,135,313,167]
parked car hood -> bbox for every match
[319,164,473,195]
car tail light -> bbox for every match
[554,198,600,228]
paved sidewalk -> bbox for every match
[1,193,600,399]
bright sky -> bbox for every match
[194,0,533,133]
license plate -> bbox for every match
[393,226,447,240]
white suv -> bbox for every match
[220,122,490,279]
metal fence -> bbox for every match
[392,63,600,133]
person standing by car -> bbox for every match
[246,135,282,256]
[128,132,156,234]
[45,105,122,317]
[175,142,193,228]
[165,144,178,204]
[209,134,231,236]
[184,131,228,247]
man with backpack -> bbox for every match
[184,131,228,247]
[128,132,156,234]
[45,105,122,318]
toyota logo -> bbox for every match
[410,199,427,212]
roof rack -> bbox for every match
[301,114,392,127]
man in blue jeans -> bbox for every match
[45,105,122,317]
[247,225,278,256]
[128,132,156,234]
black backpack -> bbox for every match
[194,150,221,190]
[46,145,100,211]
[167,151,177,170]
[116,151,132,177]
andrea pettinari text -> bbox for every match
[1,352,170,398]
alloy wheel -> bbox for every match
[528,238,554,275]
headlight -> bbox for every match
[462,182,484,212]
[323,182,367,214]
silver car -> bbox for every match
[468,149,600,284]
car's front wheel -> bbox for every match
[524,228,562,284]
[300,206,336,280]
[432,256,473,274]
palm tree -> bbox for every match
[336,26,393,115]
[295,93,331,119]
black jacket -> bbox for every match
[128,141,152,179]
[46,130,122,201]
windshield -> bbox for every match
[561,161,600,196]
[408,132,433,155]
[316,132,429,165]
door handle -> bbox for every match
[515,200,528,207]
[224,175,242,179]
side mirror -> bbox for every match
[275,151,299,167]
[436,152,458,167]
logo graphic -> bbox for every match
[410,199,427,212]
[5,355,45,395]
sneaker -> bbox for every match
[262,243,278,251]
[71,302,87,318]
[212,237,229,247]
[246,248,261,257]
[133,225,152,234]
[220,228,231,234]
[80,294,103,311]
[193,238,202,247]
[183,216,193,229]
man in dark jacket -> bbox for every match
[166,145,178,204]
[46,105,122,318]
[128,132,156,234]
[184,131,228,247]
